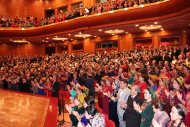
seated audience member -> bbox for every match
[167,105,186,127]
[137,75,148,98]
[117,79,130,127]
[134,87,155,127]
[122,85,143,127]
[66,96,95,127]
[184,92,190,127]
[152,102,170,127]
[78,105,106,127]
[109,79,119,126]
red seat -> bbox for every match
[103,113,109,121]
[108,120,115,127]
[46,89,52,97]
[97,107,103,113]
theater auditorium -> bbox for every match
[0,0,190,127]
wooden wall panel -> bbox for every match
[0,0,82,19]
[0,43,45,56]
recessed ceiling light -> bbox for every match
[68,34,71,36]
[12,40,28,43]
[126,32,128,34]
[140,24,162,30]
[135,24,139,27]
[71,39,73,40]
[105,29,124,34]
[52,37,68,41]
[154,22,158,24]
[74,33,91,38]
[99,29,102,32]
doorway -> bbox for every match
[45,47,55,56]
[45,9,55,18]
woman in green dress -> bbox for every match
[134,87,155,127]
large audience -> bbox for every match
[0,0,162,28]
[0,45,190,127]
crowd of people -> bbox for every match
[0,45,190,127]
[0,0,162,28]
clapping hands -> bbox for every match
[133,101,142,113]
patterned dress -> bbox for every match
[91,113,106,127]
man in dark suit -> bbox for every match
[122,85,143,127]
[51,76,60,97]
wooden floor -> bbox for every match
[0,89,50,127]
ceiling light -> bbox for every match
[12,40,28,43]
[71,39,73,40]
[68,34,71,36]
[46,37,49,39]
[65,21,68,22]
[135,24,139,27]
[154,22,158,24]
[112,34,115,36]
[126,32,128,34]
[124,8,128,10]
[94,36,97,37]
[74,33,91,38]
[21,28,25,30]
[105,29,124,34]
[52,37,68,41]
[160,28,164,31]
[139,24,162,30]
[99,29,102,32]
[55,36,58,38]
